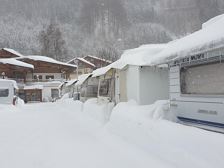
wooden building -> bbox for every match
[0,58,33,83]
[0,48,24,58]
[17,55,77,102]
[84,55,112,69]
[67,57,96,79]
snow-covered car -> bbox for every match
[0,79,18,105]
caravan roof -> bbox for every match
[151,14,224,65]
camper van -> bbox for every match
[169,48,224,132]
[0,79,18,105]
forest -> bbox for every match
[0,0,223,61]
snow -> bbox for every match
[65,79,78,87]
[24,85,44,90]
[0,58,34,69]
[3,48,24,57]
[119,44,167,66]
[19,55,77,68]
[84,55,112,64]
[151,14,224,65]
[0,79,18,89]
[92,65,112,77]
[76,73,92,86]
[92,44,167,77]
[83,98,114,124]
[0,99,224,168]
[68,57,96,67]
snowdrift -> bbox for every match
[83,98,114,124]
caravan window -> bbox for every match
[180,62,224,95]
[0,89,9,97]
[99,79,111,96]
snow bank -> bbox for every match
[105,100,224,168]
[83,98,114,124]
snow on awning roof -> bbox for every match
[0,58,34,69]
[91,44,167,77]
[3,48,24,57]
[92,66,112,77]
[76,73,92,86]
[151,14,224,65]
[20,55,77,68]
[66,79,78,87]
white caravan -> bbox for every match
[153,14,224,132]
[0,79,18,105]
[169,49,224,132]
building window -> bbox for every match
[46,75,54,80]
[34,75,43,80]
[180,62,224,95]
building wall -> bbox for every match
[26,73,64,82]
[139,66,169,105]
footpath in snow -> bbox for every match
[0,99,224,168]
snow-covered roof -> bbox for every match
[0,58,34,69]
[68,57,95,67]
[76,73,92,86]
[151,14,224,65]
[92,44,167,77]
[92,66,112,78]
[119,44,167,66]
[24,85,44,90]
[84,55,112,64]
[19,55,77,68]
[66,79,78,87]
[2,48,24,57]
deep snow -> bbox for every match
[0,99,224,168]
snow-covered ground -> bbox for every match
[0,99,224,168]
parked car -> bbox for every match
[0,79,18,105]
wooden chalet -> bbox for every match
[16,55,77,103]
[0,59,33,83]
[68,57,96,79]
